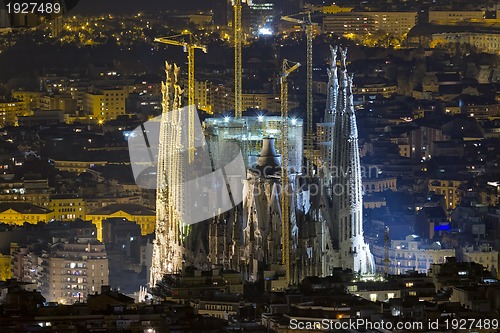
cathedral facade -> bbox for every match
[151,46,375,288]
[206,46,375,282]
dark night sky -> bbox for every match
[71,0,214,15]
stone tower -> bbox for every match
[319,47,375,275]
[150,63,185,287]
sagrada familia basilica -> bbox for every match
[150,46,375,287]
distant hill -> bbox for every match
[72,0,214,16]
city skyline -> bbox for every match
[0,1,499,332]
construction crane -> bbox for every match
[154,33,207,163]
[232,0,244,118]
[281,12,317,175]
[280,59,301,286]
[383,226,391,276]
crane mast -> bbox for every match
[281,12,317,174]
[154,33,207,163]
[384,226,390,276]
[233,0,243,118]
[305,22,313,173]
[280,59,300,286]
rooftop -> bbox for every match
[408,23,500,37]
[87,203,155,216]
[0,202,52,215]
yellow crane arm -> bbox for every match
[281,16,305,24]
[154,37,186,48]
[154,35,207,52]
[284,63,301,77]
[281,12,318,26]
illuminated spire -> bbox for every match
[150,62,185,287]
[320,47,375,276]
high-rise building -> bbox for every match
[246,1,275,34]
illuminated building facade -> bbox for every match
[428,10,484,24]
[38,242,109,304]
[371,235,455,275]
[318,46,375,276]
[50,194,86,221]
[84,87,128,123]
[0,98,26,126]
[0,202,53,225]
[205,117,310,284]
[428,177,466,210]
[150,64,187,287]
[0,253,11,281]
[153,48,375,287]
[323,11,417,37]
[204,116,303,172]
[86,203,155,241]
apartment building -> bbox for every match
[84,87,128,123]
[323,11,417,37]
[0,98,27,126]
[428,177,466,210]
[371,235,455,275]
[38,242,109,304]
